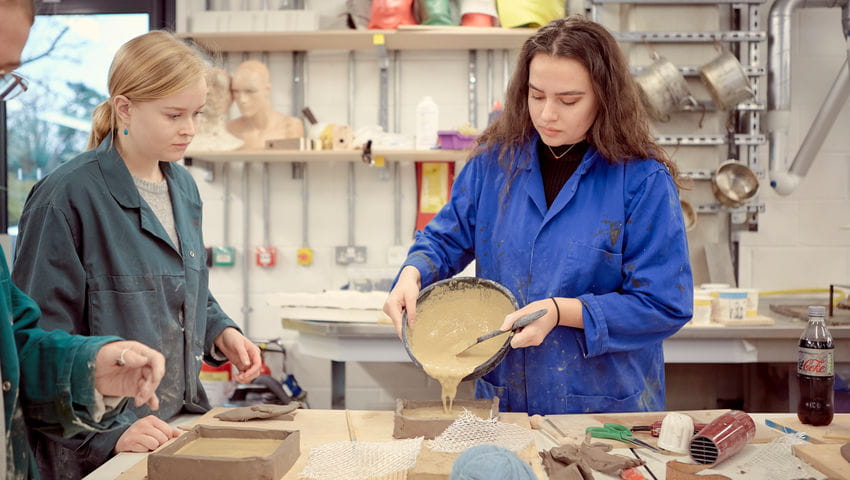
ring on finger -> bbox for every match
[116,348,130,366]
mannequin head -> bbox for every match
[203,67,233,121]
[0,0,35,76]
[231,60,271,119]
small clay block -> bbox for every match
[214,402,300,422]
[392,397,500,440]
[148,425,299,480]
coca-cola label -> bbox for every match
[797,347,834,377]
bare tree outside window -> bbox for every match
[5,14,148,228]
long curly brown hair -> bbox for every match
[476,15,684,189]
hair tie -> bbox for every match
[550,297,560,327]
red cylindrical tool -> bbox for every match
[689,410,755,465]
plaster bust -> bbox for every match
[186,67,244,153]
[226,60,304,149]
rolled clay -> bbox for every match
[550,442,644,475]
[841,442,850,462]
[214,402,301,422]
[539,450,592,480]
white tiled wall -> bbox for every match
[738,6,850,289]
[179,1,850,409]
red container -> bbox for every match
[689,410,755,465]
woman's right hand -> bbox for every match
[383,265,422,339]
[114,415,180,453]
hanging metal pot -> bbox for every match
[711,160,759,208]
[680,199,697,232]
[634,53,699,122]
[712,128,759,208]
[699,51,755,110]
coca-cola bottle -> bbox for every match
[797,305,834,426]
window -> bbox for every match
[1,0,173,234]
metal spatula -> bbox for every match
[455,308,548,356]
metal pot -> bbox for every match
[401,277,518,382]
[634,53,698,121]
[699,51,755,110]
[711,160,759,208]
[680,199,697,232]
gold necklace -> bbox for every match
[547,142,578,160]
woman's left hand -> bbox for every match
[214,327,262,383]
[500,299,561,349]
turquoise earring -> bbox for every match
[123,128,129,135]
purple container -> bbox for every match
[689,410,755,465]
[437,131,477,150]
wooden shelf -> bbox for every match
[184,149,471,163]
[179,27,535,53]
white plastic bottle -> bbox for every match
[415,96,439,150]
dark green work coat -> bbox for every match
[1,247,126,479]
[12,137,238,477]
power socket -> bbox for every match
[335,245,367,265]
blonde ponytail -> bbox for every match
[87,100,115,150]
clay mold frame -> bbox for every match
[393,397,500,439]
[147,425,300,480]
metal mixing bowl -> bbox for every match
[401,277,518,382]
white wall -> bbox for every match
[737,6,850,291]
[179,1,850,409]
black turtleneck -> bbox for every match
[537,138,589,207]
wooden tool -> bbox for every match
[345,409,356,442]
[530,414,567,437]
[530,414,561,445]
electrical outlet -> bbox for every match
[212,246,236,267]
[335,246,367,265]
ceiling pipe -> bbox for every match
[767,0,850,195]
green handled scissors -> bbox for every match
[585,423,660,452]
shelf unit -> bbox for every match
[184,149,470,164]
[590,0,767,228]
[180,26,534,132]
[179,27,536,52]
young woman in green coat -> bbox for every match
[11,29,263,478]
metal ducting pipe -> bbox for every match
[767,0,849,195]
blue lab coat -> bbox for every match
[403,134,693,415]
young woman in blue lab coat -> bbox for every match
[384,16,693,416]
[12,31,262,478]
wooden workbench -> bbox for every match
[114,408,544,479]
[105,410,850,480]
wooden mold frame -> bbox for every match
[147,425,300,480]
[392,397,500,439]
